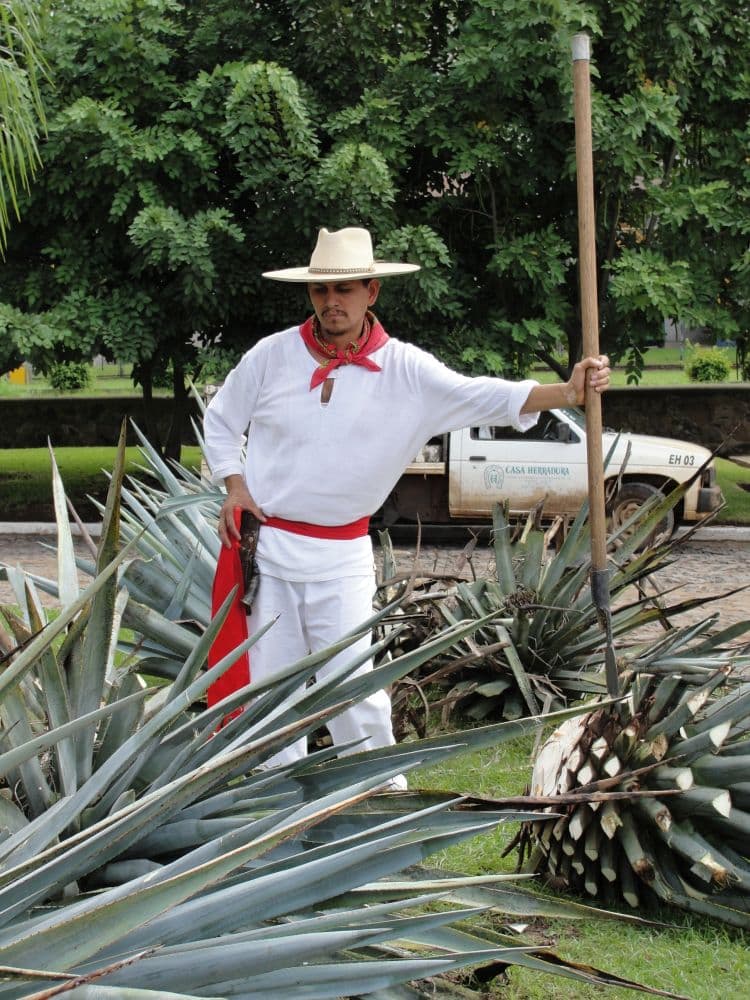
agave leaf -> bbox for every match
[173,947,682,1000]
[0,790,404,972]
[70,423,128,782]
[0,714,362,930]
[0,595,266,868]
[400,918,689,998]
[0,539,140,700]
[8,961,211,1000]
[0,798,28,843]
[94,928,413,992]
[23,592,77,798]
[47,441,79,606]
[302,613,502,724]
[107,822,501,959]
[163,544,203,620]
[94,674,147,770]
[609,473,699,560]
[120,599,199,662]
[0,692,149,793]
[0,684,54,817]
[491,503,517,594]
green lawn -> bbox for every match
[0,446,747,524]
[0,445,203,521]
[0,363,172,398]
[715,457,750,524]
[414,734,750,999]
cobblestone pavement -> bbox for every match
[382,536,750,638]
[1,531,748,637]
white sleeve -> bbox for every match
[202,344,266,484]
[408,345,540,434]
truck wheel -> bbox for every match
[609,482,675,547]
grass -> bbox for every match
[414,733,750,999]
[0,363,171,398]
[714,457,750,524]
[533,343,746,387]
[0,445,203,521]
[1,447,747,525]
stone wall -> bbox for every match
[601,385,750,455]
[1,386,748,453]
[0,397,202,448]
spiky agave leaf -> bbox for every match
[0,437,691,998]
[523,653,750,928]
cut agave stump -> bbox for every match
[523,666,750,928]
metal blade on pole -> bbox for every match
[571,33,619,699]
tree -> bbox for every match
[0,0,46,372]
[1,1,749,457]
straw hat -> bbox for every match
[262,227,420,282]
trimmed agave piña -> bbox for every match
[522,650,750,928]
[0,424,688,998]
[386,483,746,730]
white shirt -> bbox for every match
[203,324,538,581]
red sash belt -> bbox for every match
[207,508,250,719]
[264,515,370,539]
[207,511,369,721]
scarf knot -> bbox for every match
[299,313,389,390]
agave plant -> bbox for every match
[523,647,750,929]
[384,488,747,731]
[0,424,688,998]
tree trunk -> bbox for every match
[135,360,163,454]
[164,357,187,462]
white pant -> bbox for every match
[247,571,397,770]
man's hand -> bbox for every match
[565,354,610,405]
[521,355,611,414]
[219,475,265,548]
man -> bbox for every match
[203,226,610,782]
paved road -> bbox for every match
[385,534,750,636]
[1,529,748,639]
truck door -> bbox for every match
[450,411,589,517]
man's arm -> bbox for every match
[521,355,610,414]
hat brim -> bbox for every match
[262,262,420,282]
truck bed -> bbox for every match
[404,461,446,475]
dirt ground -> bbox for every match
[1,530,748,640]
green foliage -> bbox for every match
[684,344,732,383]
[0,0,46,252]
[1,0,750,403]
[195,343,242,383]
[45,359,92,391]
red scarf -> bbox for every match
[207,507,250,720]
[299,312,389,390]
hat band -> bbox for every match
[308,264,376,274]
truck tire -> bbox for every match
[609,482,676,547]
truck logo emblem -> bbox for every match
[484,465,505,490]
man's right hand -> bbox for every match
[219,475,266,548]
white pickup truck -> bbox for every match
[376,407,723,536]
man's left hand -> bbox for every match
[566,355,610,405]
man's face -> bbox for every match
[307,279,380,342]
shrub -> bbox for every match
[684,345,731,382]
[46,359,92,391]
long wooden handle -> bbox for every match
[572,33,607,575]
